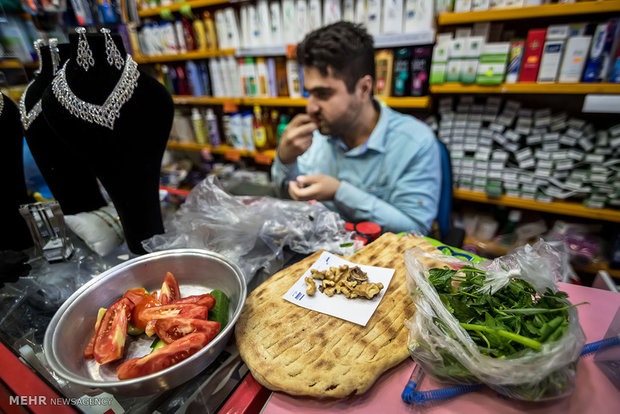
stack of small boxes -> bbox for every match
[432,96,620,209]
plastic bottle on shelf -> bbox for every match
[186,61,203,96]
[286,58,302,98]
[192,15,207,51]
[277,114,290,145]
[202,11,218,50]
[175,20,187,53]
[180,16,196,51]
[267,109,279,148]
[253,105,268,151]
[205,108,222,147]
[191,108,208,145]
[256,57,269,97]
[176,65,189,95]
[393,47,411,97]
[245,57,258,97]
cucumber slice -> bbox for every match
[127,323,144,336]
[208,290,230,332]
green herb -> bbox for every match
[426,266,586,358]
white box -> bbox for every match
[537,40,565,83]
[558,36,591,83]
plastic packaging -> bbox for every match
[404,240,586,401]
[142,176,355,283]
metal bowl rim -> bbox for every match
[43,248,246,389]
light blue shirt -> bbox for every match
[271,103,441,235]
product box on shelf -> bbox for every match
[411,46,432,96]
[505,40,525,83]
[583,18,620,82]
[461,36,485,84]
[430,41,450,84]
[476,42,510,85]
[558,36,593,83]
[537,25,570,83]
[447,38,466,83]
[519,29,547,82]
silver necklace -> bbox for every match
[20,39,61,130]
[19,81,42,130]
[51,54,139,130]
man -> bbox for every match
[271,22,441,235]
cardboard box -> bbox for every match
[519,29,547,82]
[537,40,565,82]
[476,42,510,85]
[558,36,592,83]
[505,40,525,83]
[430,42,450,84]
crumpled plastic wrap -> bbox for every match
[404,240,587,401]
[142,176,354,283]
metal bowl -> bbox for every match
[44,249,246,396]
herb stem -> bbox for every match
[460,323,542,351]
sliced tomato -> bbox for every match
[159,272,180,305]
[151,290,159,301]
[93,298,134,365]
[84,308,107,359]
[123,288,161,331]
[171,293,216,310]
[139,303,209,336]
[117,332,211,380]
[155,318,220,344]
[139,303,209,322]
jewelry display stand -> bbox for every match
[0,93,33,251]
[41,31,173,254]
[22,40,107,215]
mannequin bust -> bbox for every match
[41,30,174,254]
[23,40,108,215]
[0,93,33,250]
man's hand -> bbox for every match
[288,174,341,201]
[277,114,317,164]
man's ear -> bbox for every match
[357,75,374,99]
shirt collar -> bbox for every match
[327,99,390,155]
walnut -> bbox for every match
[351,282,384,299]
[308,265,383,300]
[305,277,316,296]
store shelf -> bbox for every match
[133,49,235,63]
[242,97,307,106]
[438,0,620,25]
[454,189,620,223]
[430,82,620,94]
[378,96,431,108]
[173,95,241,105]
[167,141,276,164]
[236,45,288,57]
[373,30,436,47]
[173,95,432,108]
[137,0,229,17]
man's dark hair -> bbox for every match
[296,21,375,94]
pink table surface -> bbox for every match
[263,283,620,414]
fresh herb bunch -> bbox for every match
[428,266,584,358]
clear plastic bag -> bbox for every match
[404,240,586,401]
[142,176,354,283]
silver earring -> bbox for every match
[100,28,124,70]
[49,38,60,75]
[76,27,94,71]
[34,39,44,75]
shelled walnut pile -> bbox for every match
[304,265,384,299]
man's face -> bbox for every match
[303,66,363,137]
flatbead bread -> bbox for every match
[235,233,446,398]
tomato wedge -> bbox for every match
[93,298,134,365]
[159,272,180,305]
[116,332,210,380]
[171,293,216,310]
[155,318,220,344]
[84,308,107,359]
[123,288,161,331]
[139,303,209,336]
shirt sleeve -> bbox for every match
[333,134,441,235]
[271,155,300,198]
